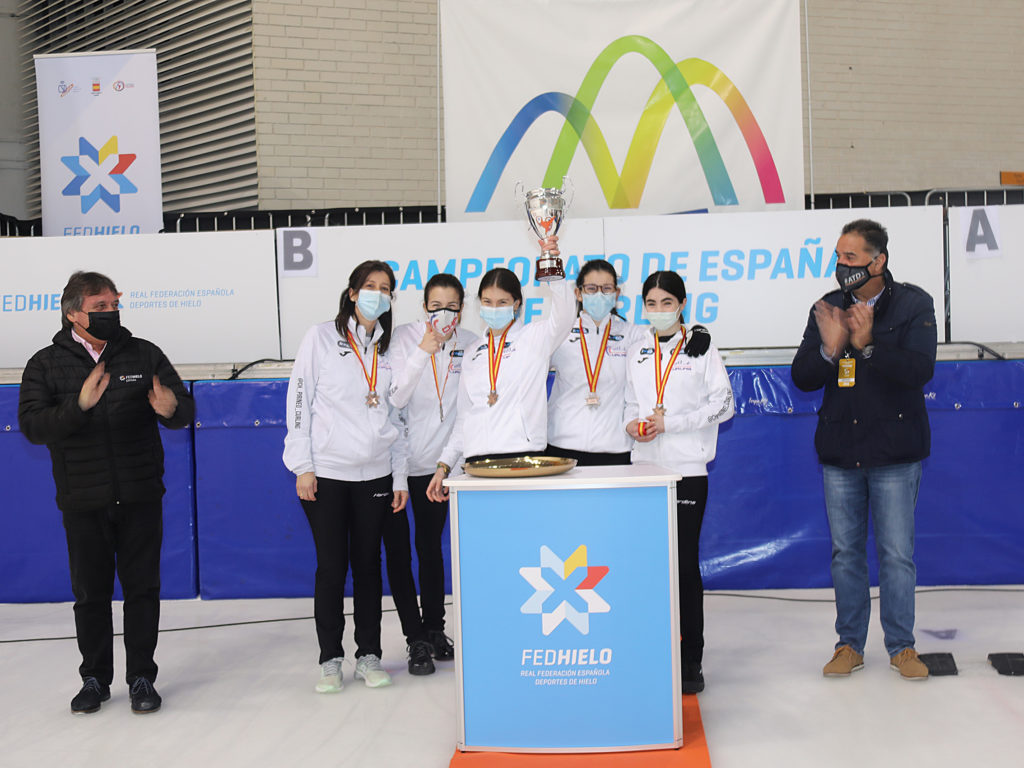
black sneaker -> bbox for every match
[428,629,455,661]
[71,677,110,714]
[682,663,705,695]
[129,678,162,714]
[408,640,436,676]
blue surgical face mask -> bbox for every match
[357,289,391,321]
[645,311,680,332]
[581,292,616,322]
[480,305,516,330]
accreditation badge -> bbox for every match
[838,356,855,388]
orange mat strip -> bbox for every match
[449,696,711,768]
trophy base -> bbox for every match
[535,256,564,282]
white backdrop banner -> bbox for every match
[440,0,804,222]
[0,231,280,368]
[34,50,163,237]
[277,207,945,357]
[949,206,1024,343]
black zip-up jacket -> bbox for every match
[18,327,194,512]
[791,271,937,469]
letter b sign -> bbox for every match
[278,229,318,277]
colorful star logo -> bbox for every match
[520,545,609,635]
[61,136,138,213]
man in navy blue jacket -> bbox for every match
[18,271,194,715]
[792,219,937,681]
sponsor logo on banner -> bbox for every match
[61,136,138,213]
[58,80,76,97]
[467,35,785,215]
[520,545,609,635]
[91,78,101,94]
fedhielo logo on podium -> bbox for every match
[519,545,610,635]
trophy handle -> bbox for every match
[513,181,524,205]
[560,176,575,210]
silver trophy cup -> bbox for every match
[520,181,572,282]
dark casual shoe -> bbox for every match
[408,640,436,676]
[682,663,705,695]
[71,677,110,714]
[428,629,455,661]
[129,678,162,714]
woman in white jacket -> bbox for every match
[427,237,577,500]
[624,270,734,697]
[547,259,653,466]
[283,260,409,694]
[385,273,479,665]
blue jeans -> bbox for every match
[822,462,921,657]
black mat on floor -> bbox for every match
[918,652,958,676]
[988,653,1024,676]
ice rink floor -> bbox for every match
[1,587,1022,768]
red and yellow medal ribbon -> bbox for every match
[487,323,513,398]
[578,318,612,395]
[652,328,686,408]
[430,327,454,413]
[346,329,378,397]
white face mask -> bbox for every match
[645,311,680,332]
[427,308,459,335]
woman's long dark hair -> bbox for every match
[335,260,397,353]
[575,259,624,319]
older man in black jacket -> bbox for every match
[18,271,194,715]
[792,219,937,682]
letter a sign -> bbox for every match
[961,207,1001,260]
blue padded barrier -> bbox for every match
[192,379,447,599]
[0,384,197,602]
[4,361,1023,603]
[704,361,1024,588]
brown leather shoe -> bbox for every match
[823,645,864,677]
[890,648,929,680]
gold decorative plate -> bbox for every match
[464,456,577,478]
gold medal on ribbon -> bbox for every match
[486,323,512,407]
[579,318,611,408]
[652,328,686,416]
[346,330,380,408]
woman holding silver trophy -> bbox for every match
[426,235,577,501]
[624,270,735,696]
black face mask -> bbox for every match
[85,310,122,341]
[835,263,872,293]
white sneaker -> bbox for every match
[315,657,344,693]
[354,654,392,688]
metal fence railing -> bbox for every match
[4,189,1024,237]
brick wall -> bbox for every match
[252,0,442,208]
[251,0,1024,209]
[802,0,1024,194]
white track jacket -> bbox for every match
[439,279,577,466]
[548,313,649,454]
[388,321,480,477]
[624,329,735,477]
[283,318,408,490]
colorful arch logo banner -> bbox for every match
[440,0,804,221]
[34,50,163,237]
